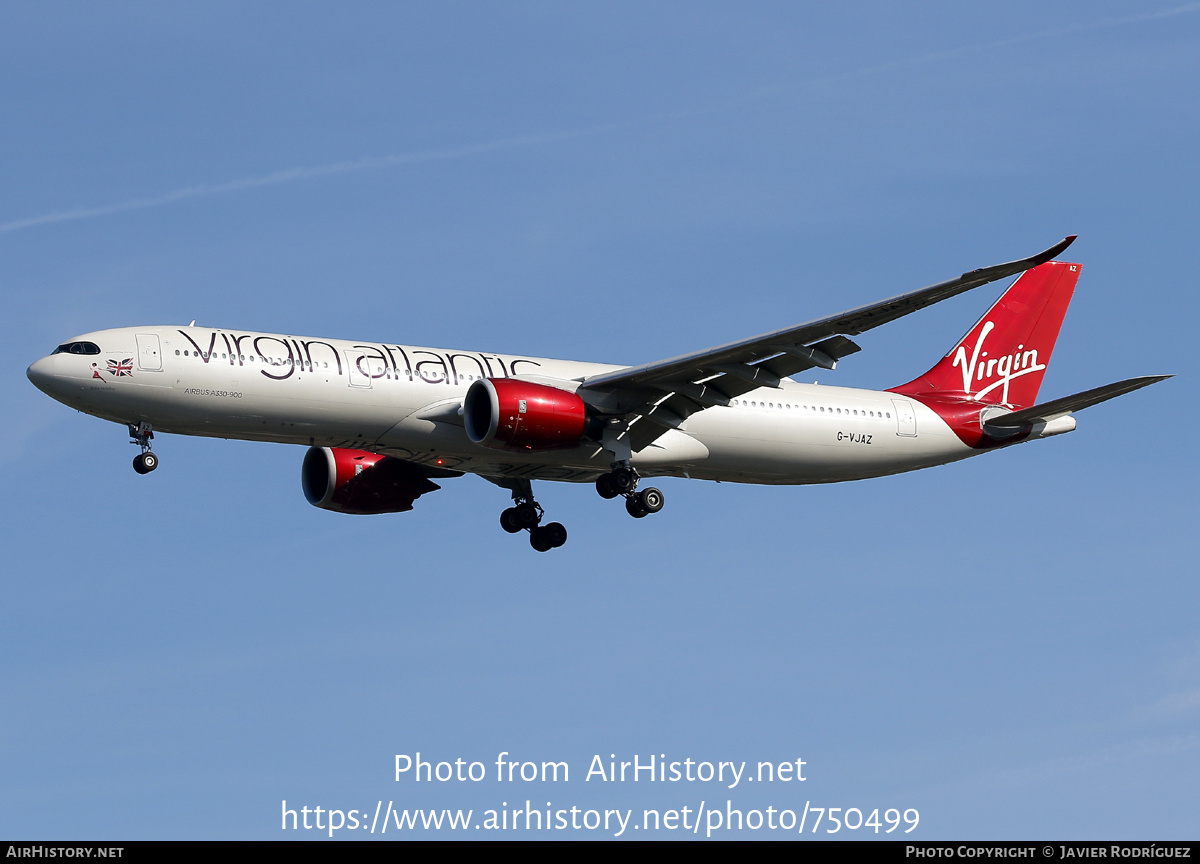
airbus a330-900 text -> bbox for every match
[28,236,1168,551]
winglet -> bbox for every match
[1050,234,1077,257]
[960,235,1075,283]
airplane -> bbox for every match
[27,236,1169,551]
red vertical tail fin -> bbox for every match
[890,260,1080,408]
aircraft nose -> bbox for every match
[27,355,56,393]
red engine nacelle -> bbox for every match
[301,447,444,514]
[464,378,594,451]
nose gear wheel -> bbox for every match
[128,423,159,474]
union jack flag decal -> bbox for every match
[107,358,134,377]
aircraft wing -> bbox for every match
[578,236,1077,452]
[983,375,1172,431]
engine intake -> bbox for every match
[301,447,446,514]
[464,378,596,451]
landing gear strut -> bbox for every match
[499,480,567,552]
[129,422,158,474]
[595,463,665,519]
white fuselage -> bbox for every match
[28,325,981,485]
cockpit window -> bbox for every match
[51,342,102,355]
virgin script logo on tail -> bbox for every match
[951,321,1046,404]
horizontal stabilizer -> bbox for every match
[983,375,1172,430]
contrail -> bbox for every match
[657,1,1200,123]
[4,2,1197,237]
[838,1,1200,81]
[0,127,606,235]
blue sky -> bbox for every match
[2,1,1197,839]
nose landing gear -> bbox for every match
[595,464,664,519]
[129,422,159,474]
[499,480,567,552]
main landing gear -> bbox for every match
[595,464,664,519]
[129,422,159,474]
[499,480,567,552]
